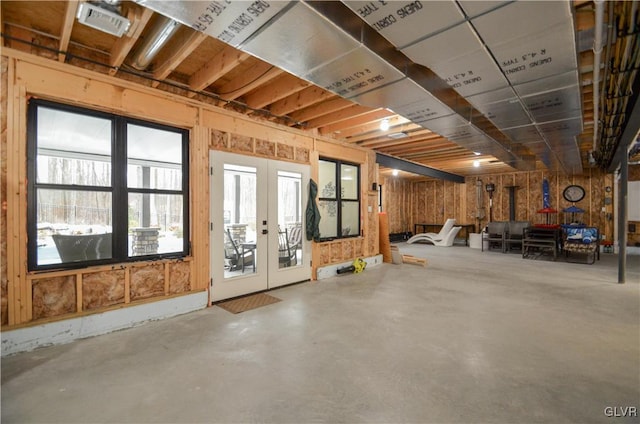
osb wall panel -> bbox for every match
[255,138,275,157]
[295,147,310,163]
[381,176,412,233]
[230,134,253,153]
[630,165,640,181]
[32,275,76,320]
[330,243,342,263]
[342,240,354,259]
[1,56,8,326]
[169,261,190,294]
[319,243,331,265]
[514,173,529,221]
[355,238,364,257]
[82,270,125,311]
[463,169,611,236]
[130,264,165,301]
[210,129,228,150]
[277,143,294,160]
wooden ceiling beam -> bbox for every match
[288,98,353,124]
[109,7,154,75]
[355,128,437,146]
[58,0,78,62]
[245,74,309,109]
[319,109,396,135]
[305,104,377,129]
[215,61,282,101]
[339,115,413,139]
[152,30,208,86]
[269,86,336,116]
[188,44,251,96]
[361,136,448,149]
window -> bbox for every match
[317,158,360,240]
[28,100,189,270]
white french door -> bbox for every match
[210,151,310,302]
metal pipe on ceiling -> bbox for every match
[128,16,180,70]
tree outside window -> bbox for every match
[27,100,189,270]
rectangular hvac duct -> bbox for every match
[457,1,511,19]
[303,46,406,99]
[429,49,509,97]
[342,1,465,49]
[241,2,361,77]
[136,0,292,47]
[501,124,544,144]
[467,93,531,129]
[350,78,454,121]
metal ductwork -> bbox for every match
[135,0,584,174]
[128,15,181,70]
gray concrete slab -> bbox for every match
[2,245,639,423]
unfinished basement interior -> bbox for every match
[1,1,639,422]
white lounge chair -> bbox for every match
[408,218,456,242]
[407,226,461,247]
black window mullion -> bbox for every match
[181,131,190,254]
[336,161,342,238]
[27,102,39,271]
[112,116,127,261]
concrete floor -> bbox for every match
[2,245,639,423]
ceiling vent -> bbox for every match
[77,2,130,37]
[388,132,409,139]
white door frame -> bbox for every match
[210,151,310,302]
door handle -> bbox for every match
[262,229,268,234]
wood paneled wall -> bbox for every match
[0,50,379,328]
[381,169,614,241]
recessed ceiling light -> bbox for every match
[473,160,480,168]
[474,151,481,156]
[392,169,399,176]
[380,119,390,131]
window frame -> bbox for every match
[27,99,190,271]
[317,157,361,241]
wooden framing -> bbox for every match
[1,47,380,329]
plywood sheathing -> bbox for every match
[32,275,76,320]
[82,270,125,311]
[130,264,165,301]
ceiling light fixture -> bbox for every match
[392,169,399,176]
[474,151,481,156]
[473,160,480,168]
[380,119,390,131]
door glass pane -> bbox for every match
[128,193,184,256]
[278,171,302,269]
[36,189,112,266]
[127,124,183,190]
[341,201,359,236]
[223,164,257,278]
[318,200,338,238]
[340,164,358,199]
